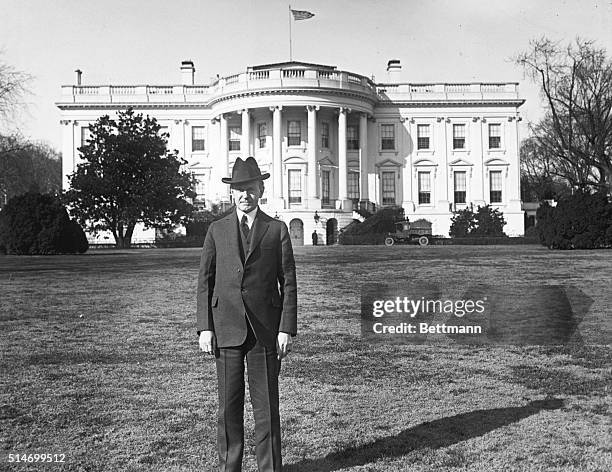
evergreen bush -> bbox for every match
[536,191,612,249]
[0,192,88,254]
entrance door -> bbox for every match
[289,219,304,246]
[326,218,337,245]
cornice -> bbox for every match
[208,87,378,107]
[376,99,525,108]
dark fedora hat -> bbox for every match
[222,157,270,184]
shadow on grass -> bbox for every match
[284,398,563,472]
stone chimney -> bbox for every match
[75,69,82,85]
[181,60,195,85]
[386,59,401,82]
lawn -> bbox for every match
[0,245,610,471]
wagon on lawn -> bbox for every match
[384,219,433,246]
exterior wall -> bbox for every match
[57,62,525,242]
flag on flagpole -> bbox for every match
[291,9,315,20]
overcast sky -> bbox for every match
[1,0,611,149]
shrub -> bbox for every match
[449,208,475,238]
[536,191,612,249]
[450,205,507,238]
[342,206,404,236]
[0,192,88,254]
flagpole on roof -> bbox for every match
[289,4,293,61]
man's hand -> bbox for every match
[277,332,292,360]
[199,330,217,355]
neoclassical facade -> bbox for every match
[57,60,525,244]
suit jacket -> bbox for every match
[196,208,297,348]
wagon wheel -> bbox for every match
[384,237,395,246]
[418,235,429,246]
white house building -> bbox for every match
[57,60,525,245]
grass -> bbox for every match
[0,245,610,471]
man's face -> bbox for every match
[231,181,264,213]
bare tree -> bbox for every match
[0,54,32,123]
[516,37,612,194]
[0,135,61,207]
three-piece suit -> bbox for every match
[196,207,297,471]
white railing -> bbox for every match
[225,74,239,84]
[249,70,269,80]
[148,86,173,94]
[317,70,339,80]
[282,69,304,78]
[61,69,518,104]
[410,84,436,93]
[75,86,99,95]
[185,85,209,94]
[445,84,470,93]
[110,86,136,95]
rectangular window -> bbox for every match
[80,127,91,147]
[417,124,430,150]
[453,124,465,149]
[192,126,205,151]
[348,171,359,200]
[258,123,267,148]
[288,169,302,204]
[194,174,206,199]
[321,122,329,148]
[382,172,396,205]
[321,170,330,204]
[229,126,241,151]
[490,170,502,202]
[288,121,301,146]
[347,125,359,150]
[454,171,466,204]
[418,171,431,204]
[489,123,501,149]
[381,124,395,150]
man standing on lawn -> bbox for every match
[196,156,297,472]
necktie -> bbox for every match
[241,215,250,240]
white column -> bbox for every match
[473,117,485,206]
[338,107,348,207]
[359,113,369,203]
[219,113,229,201]
[241,109,250,157]
[271,106,283,203]
[307,105,318,206]
[209,117,221,202]
[61,120,76,191]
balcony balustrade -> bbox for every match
[59,65,520,105]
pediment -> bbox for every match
[449,158,473,166]
[318,157,336,167]
[484,157,509,166]
[376,158,402,168]
[413,158,437,167]
[284,155,307,164]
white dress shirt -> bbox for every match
[236,206,258,230]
